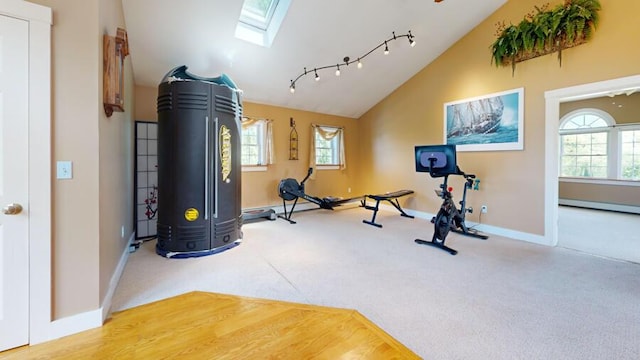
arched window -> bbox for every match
[559,109,614,178]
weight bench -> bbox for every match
[361,190,415,228]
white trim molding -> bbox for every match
[545,74,640,248]
[559,199,640,215]
[1,0,54,345]
[101,232,136,321]
[403,206,548,246]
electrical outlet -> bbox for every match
[481,205,488,214]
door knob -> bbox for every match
[2,203,23,215]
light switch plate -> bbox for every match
[57,161,73,179]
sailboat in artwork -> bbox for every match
[448,96,504,137]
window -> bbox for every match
[241,118,273,168]
[311,125,345,170]
[235,0,291,48]
[559,109,612,178]
[560,132,608,177]
[315,131,339,165]
[559,108,640,181]
[621,129,640,180]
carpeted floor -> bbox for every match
[558,205,640,263]
[112,206,640,359]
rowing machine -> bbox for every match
[277,168,334,224]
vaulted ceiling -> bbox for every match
[122,0,507,118]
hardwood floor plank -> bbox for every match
[0,292,420,359]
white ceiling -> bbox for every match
[121,0,507,118]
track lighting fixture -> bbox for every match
[288,30,415,93]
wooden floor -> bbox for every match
[1,291,420,359]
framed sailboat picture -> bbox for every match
[444,87,524,151]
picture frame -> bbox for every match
[444,87,524,151]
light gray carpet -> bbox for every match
[558,205,640,263]
[112,206,640,359]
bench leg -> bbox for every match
[362,199,383,227]
[387,198,415,219]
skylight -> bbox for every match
[235,0,290,47]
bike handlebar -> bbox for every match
[455,166,475,180]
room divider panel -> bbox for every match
[135,121,158,239]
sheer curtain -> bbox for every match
[241,117,274,165]
[309,124,345,179]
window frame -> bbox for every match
[235,0,291,48]
[618,125,640,180]
[314,126,342,169]
[240,120,267,171]
[559,108,640,181]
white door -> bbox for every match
[0,14,30,351]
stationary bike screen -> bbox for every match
[414,144,457,175]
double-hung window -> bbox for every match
[559,109,612,178]
[620,128,640,180]
[241,118,273,169]
[311,125,345,170]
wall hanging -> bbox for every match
[490,0,601,75]
[289,117,298,160]
[103,27,129,116]
[444,88,524,152]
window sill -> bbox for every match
[316,165,340,170]
[242,166,267,172]
[559,177,640,187]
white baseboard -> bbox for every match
[394,205,549,246]
[36,231,135,344]
[101,231,135,321]
[559,199,640,214]
[47,308,102,342]
[245,201,324,218]
[261,200,550,246]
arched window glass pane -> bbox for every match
[559,110,614,179]
[560,111,611,130]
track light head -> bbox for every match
[384,41,389,55]
[357,58,363,69]
[335,64,340,76]
[314,69,320,81]
[289,80,295,93]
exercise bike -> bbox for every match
[277,168,334,224]
[414,145,488,255]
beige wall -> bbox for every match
[134,86,359,208]
[97,0,134,311]
[28,0,133,319]
[242,102,359,207]
[134,85,157,120]
[559,181,640,206]
[358,0,640,236]
[560,92,640,124]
